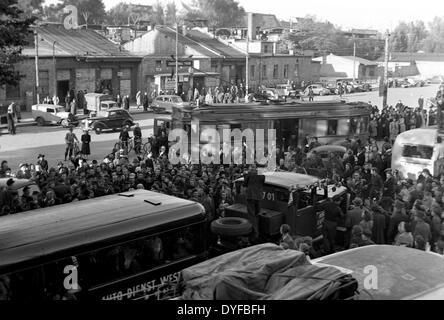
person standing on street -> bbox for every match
[123,95,130,111]
[143,92,149,112]
[243,165,265,242]
[7,103,16,135]
[418,95,424,109]
[136,91,141,109]
[37,154,48,172]
[116,93,122,108]
[308,86,314,102]
[133,123,142,154]
[81,129,91,159]
[322,197,344,254]
[65,126,79,161]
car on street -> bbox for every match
[150,95,188,113]
[32,104,79,127]
[307,145,347,161]
[82,108,134,134]
[303,84,331,96]
[275,84,300,98]
[426,75,444,84]
[0,178,41,197]
[252,88,287,102]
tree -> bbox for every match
[0,0,35,86]
[58,0,106,25]
[390,20,428,52]
[17,0,44,16]
[183,0,245,29]
[107,2,154,26]
[423,17,444,53]
[152,1,164,25]
[165,1,177,26]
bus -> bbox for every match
[391,128,444,180]
[160,100,371,155]
[0,190,207,300]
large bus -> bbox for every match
[0,190,207,300]
[160,100,371,154]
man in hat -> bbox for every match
[322,196,344,253]
[383,168,396,199]
[37,154,48,172]
[65,126,79,161]
[345,197,364,248]
[369,167,383,202]
[244,164,265,241]
[413,210,431,246]
[16,163,31,179]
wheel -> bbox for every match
[61,119,69,127]
[36,117,45,126]
[320,91,325,96]
[211,217,252,237]
[94,125,103,135]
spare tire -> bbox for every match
[211,217,252,237]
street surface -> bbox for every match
[314,83,441,108]
[0,112,155,170]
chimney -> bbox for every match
[322,54,327,64]
[247,12,254,41]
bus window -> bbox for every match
[337,119,349,136]
[402,145,434,160]
[78,224,204,289]
[315,120,328,136]
[327,120,338,135]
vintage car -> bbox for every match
[31,104,79,127]
[82,108,134,134]
[150,95,188,113]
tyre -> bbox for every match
[36,117,45,126]
[61,119,69,127]
[94,125,104,135]
[211,217,252,237]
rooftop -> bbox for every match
[24,24,141,59]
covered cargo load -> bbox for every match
[181,243,358,300]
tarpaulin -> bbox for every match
[181,243,355,300]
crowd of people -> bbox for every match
[2,87,444,258]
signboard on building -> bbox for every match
[165,79,176,89]
[166,60,193,67]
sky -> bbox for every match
[43,0,444,32]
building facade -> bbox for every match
[313,54,380,80]
[0,24,142,112]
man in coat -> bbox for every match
[243,165,265,241]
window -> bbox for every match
[327,120,338,135]
[369,68,375,77]
[250,65,255,79]
[39,71,49,97]
[264,45,269,53]
[402,145,434,160]
[5,75,20,99]
[283,64,289,79]
[155,60,162,69]
[262,65,267,79]
[337,118,350,136]
[47,108,55,113]
[273,64,279,79]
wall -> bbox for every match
[416,61,444,79]
[248,55,319,89]
[0,56,140,111]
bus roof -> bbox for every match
[312,245,444,300]
[0,190,205,269]
[236,171,320,189]
[395,128,438,146]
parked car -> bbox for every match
[151,95,188,113]
[275,84,300,97]
[85,93,117,116]
[303,84,331,96]
[32,104,79,127]
[426,75,444,84]
[252,89,287,102]
[82,108,134,134]
[0,178,41,197]
[307,145,347,163]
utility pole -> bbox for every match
[175,22,179,95]
[52,41,57,102]
[245,29,249,98]
[352,35,356,83]
[383,30,390,108]
[34,29,40,104]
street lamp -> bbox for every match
[34,29,40,104]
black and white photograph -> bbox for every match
[1,0,444,306]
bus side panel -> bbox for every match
[88,255,206,300]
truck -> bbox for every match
[84,93,118,117]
